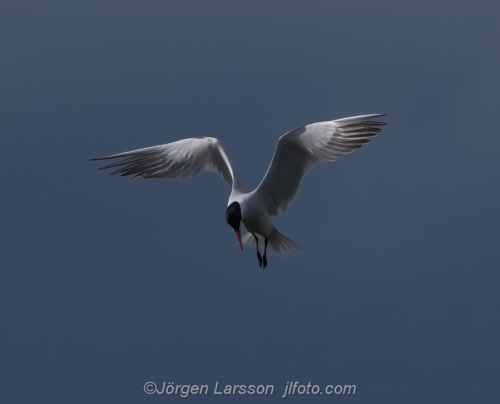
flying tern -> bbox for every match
[92,113,386,268]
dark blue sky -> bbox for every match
[2,1,500,403]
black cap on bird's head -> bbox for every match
[225,201,242,250]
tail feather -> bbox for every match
[241,229,304,257]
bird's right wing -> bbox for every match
[255,114,386,215]
[91,137,236,186]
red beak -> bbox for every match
[235,230,243,250]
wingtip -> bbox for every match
[335,113,387,124]
[366,113,387,119]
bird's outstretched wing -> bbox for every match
[255,114,386,215]
[91,137,235,186]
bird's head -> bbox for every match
[225,201,242,250]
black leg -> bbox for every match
[262,237,268,269]
[252,233,262,268]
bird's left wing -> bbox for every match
[255,114,386,215]
[91,137,235,186]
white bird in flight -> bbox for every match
[92,113,386,268]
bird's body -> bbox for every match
[92,114,386,268]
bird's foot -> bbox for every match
[256,251,263,268]
[262,255,267,269]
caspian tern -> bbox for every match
[92,113,386,268]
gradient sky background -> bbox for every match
[2,1,500,403]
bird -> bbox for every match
[92,113,386,268]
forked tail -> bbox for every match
[241,229,304,257]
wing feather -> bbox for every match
[91,137,235,186]
[255,114,386,215]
